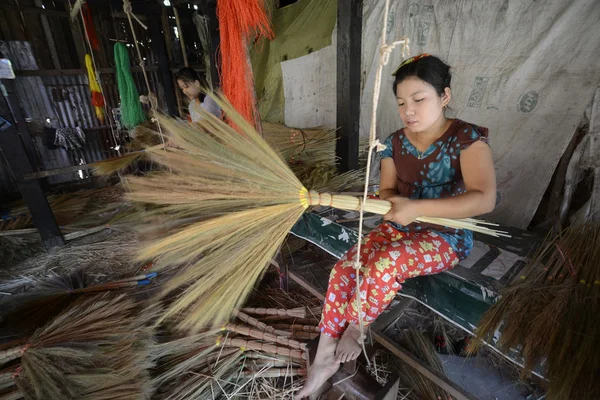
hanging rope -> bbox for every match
[122,0,167,150]
[192,12,213,89]
[352,0,410,364]
[70,0,121,156]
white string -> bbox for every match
[122,0,167,151]
[351,0,410,364]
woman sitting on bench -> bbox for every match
[297,54,497,398]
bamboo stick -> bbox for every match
[291,331,319,341]
[271,324,320,333]
[219,337,305,360]
[303,190,510,238]
[236,311,291,336]
[241,307,306,318]
[241,368,307,378]
[222,323,306,351]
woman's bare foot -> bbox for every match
[335,323,363,363]
[296,334,340,398]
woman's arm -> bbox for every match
[379,158,400,200]
[383,141,497,225]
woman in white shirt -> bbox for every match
[176,68,222,122]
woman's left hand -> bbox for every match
[383,196,421,226]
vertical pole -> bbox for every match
[199,0,220,89]
[336,0,363,172]
[0,78,64,249]
[146,6,178,116]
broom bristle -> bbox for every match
[16,294,153,400]
[127,94,306,332]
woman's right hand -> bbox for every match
[383,196,421,226]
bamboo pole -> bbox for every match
[241,307,306,318]
[219,337,305,360]
[222,324,305,351]
[271,324,320,333]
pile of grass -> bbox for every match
[469,223,600,399]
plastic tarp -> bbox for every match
[251,0,337,124]
[271,0,600,228]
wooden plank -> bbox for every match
[23,163,93,180]
[198,1,220,88]
[336,0,362,172]
[146,6,178,116]
[0,79,64,249]
[0,3,69,18]
[371,331,478,400]
[372,298,415,333]
[287,270,478,400]
[30,0,61,70]
[14,65,204,77]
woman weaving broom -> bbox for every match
[297,54,497,397]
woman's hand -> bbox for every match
[383,196,421,226]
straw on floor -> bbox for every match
[468,223,600,400]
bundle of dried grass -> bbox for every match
[391,329,451,400]
[0,270,156,339]
[125,94,507,332]
[0,230,141,295]
[469,223,600,399]
[0,294,154,400]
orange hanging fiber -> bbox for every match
[217,0,274,128]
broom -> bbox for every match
[125,93,508,332]
[0,293,153,400]
[469,224,600,399]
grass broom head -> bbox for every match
[15,293,154,400]
[127,93,309,332]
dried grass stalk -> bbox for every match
[8,294,153,400]
[469,224,600,399]
[241,368,307,378]
[391,329,450,400]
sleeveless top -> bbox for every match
[380,119,490,260]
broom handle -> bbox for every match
[0,346,24,364]
[223,324,305,350]
[306,190,510,237]
[221,337,305,360]
[241,368,307,378]
[236,311,288,336]
[271,324,320,333]
[241,307,306,318]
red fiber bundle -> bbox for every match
[82,3,100,51]
[217,0,274,128]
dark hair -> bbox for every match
[176,67,207,86]
[392,55,451,97]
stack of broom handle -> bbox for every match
[305,190,509,237]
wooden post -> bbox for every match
[199,0,220,89]
[336,0,362,172]
[0,78,64,249]
[146,6,178,116]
